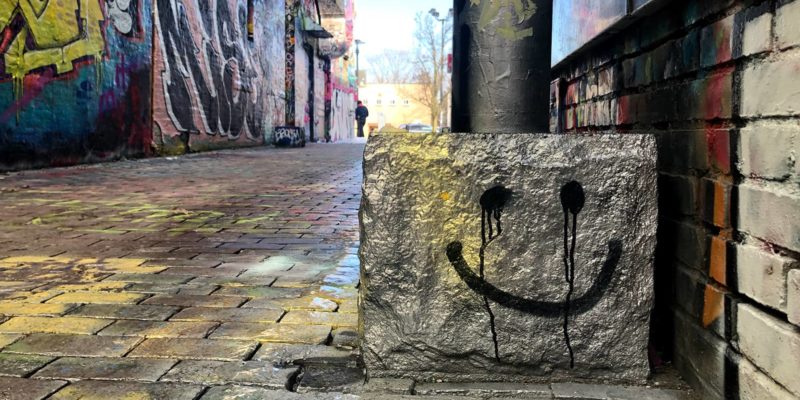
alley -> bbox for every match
[0,144,365,399]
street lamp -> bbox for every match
[354,39,365,87]
[428,8,452,130]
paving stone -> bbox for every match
[0,353,55,377]
[142,294,247,308]
[295,364,365,393]
[331,328,359,349]
[104,273,195,284]
[48,380,204,400]
[200,386,360,400]
[254,343,358,366]
[0,302,76,317]
[4,333,141,357]
[162,360,298,388]
[98,320,218,338]
[33,357,176,382]
[45,291,148,305]
[0,334,21,349]
[67,304,180,321]
[0,376,66,400]
[170,307,284,323]
[210,323,331,345]
[281,311,358,328]
[416,382,552,398]
[240,298,288,310]
[267,296,339,312]
[362,378,415,395]
[189,277,278,287]
[127,338,258,361]
[126,283,219,295]
[0,317,113,335]
[215,286,304,299]
[551,383,690,399]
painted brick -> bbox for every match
[661,220,707,271]
[666,29,701,79]
[776,0,800,50]
[739,357,796,400]
[701,178,731,229]
[742,10,772,56]
[656,131,709,175]
[700,15,734,68]
[739,122,800,180]
[736,244,799,312]
[738,182,800,253]
[789,270,800,327]
[737,304,800,396]
[742,53,800,117]
[672,310,727,398]
[659,174,698,217]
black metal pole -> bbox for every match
[451,0,552,133]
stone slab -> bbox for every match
[161,360,298,388]
[127,338,258,361]
[67,304,180,321]
[170,307,285,323]
[0,377,66,400]
[210,323,331,345]
[33,357,177,382]
[4,333,141,357]
[0,353,55,377]
[295,364,365,394]
[254,343,358,366]
[97,320,218,338]
[48,381,203,400]
[360,133,658,383]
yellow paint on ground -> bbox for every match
[281,311,358,328]
[0,302,75,316]
[47,291,148,305]
[0,316,112,334]
[0,334,21,349]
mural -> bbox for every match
[153,0,284,152]
[0,0,153,169]
[551,0,627,65]
[446,183,623,367]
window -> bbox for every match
[403,100,410,106]
[390,100,396,106]
[376,99,382,105]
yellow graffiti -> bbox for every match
[0,0,105,81]
[472,0,537,41]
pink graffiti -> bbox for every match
[0,69,55,123]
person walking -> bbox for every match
[356,101,369,137]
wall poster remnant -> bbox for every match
[551,0,627,66]
[360,133,657,383]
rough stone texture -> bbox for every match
[295,364,365,393]
[254,343,359,366]
[360,133,657,383]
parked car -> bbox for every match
[403,123,434,133]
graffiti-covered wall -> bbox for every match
[0,0,153,170]
[320,0,357,141]
[152,0,285,153]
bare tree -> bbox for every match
[366,50,414,83]
[405,10,452,131]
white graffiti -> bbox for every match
[106,0,137,35]
[330,89,355,142]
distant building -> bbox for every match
[358,83,430,133]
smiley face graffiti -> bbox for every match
[445,182,623,368]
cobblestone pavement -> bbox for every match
[0,144,692,399]
[0,145,365,399]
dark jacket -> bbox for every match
[356,105,369,121]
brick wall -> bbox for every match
[551,0,800,398]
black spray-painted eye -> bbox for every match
[560,181,584,215]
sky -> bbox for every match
[354,0,452,69]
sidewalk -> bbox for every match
[0,144,364,399]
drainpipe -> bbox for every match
[451,0,552,133]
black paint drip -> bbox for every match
[560,181,585,369]
[479,186,512,361]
